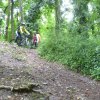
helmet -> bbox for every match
[21,22,25,26]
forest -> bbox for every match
[0,0,100,81]
[0,0,100,99]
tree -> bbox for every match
[11,0,14,39]
[5,0,11,40]
[91,0,100,35]
[72,0,90,37]
[19,0,23,23]
[55,0,61,35]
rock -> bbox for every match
[7,95,12,99]
[0,83,40,93]
[0,85,13,91]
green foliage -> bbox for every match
[25,0,55,33]
[91,67,100,80]
[39,31,100,80]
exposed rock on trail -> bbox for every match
[0,42,100,100]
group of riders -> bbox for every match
[15,23,41,48]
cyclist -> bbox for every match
[15,23,30,46]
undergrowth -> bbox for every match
[38,32,100,81]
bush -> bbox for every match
[38,33,100,80]
[91,67,100,80]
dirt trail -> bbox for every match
[0,42,100,100]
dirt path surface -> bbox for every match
[0,42,100,100]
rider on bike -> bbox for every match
[15,23,30,45]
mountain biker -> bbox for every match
[15,23,30,45]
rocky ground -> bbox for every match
[0,42,100,100]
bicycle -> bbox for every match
[17,34,32,48]
[14,33,32,48]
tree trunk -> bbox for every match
[11,0,14,40]
[73,0,89,37]
[55,0,61,35]
[5,0,11,41]
[19,0,23,23]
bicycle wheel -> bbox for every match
[20,35,26,47]
[26,37,32,48]
[16,37,22,46]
